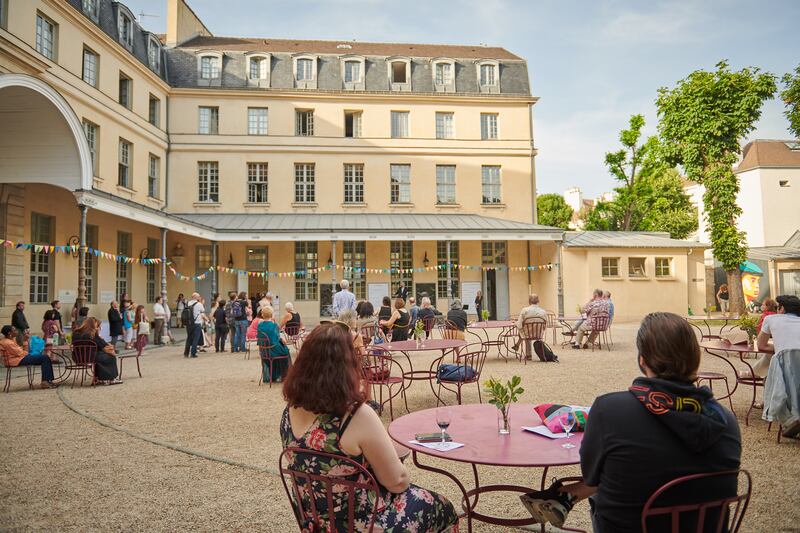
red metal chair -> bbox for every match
[361,346,406,420]
[279,446,382,533]
[1,347,37,393]
[641,469,752,533]
[282,325,303,352]
[257,337,290,387]
[118,334,146,379]
[422,316,438,339]
[516,317,548,364]
[587,314,611,352]
[433,342,488,405]
[67,340,98,387]
[696,372,735,414]
[438,319,465,340]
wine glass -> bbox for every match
[560,409,576,449]
[436,407,451,444]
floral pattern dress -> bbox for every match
[280,406,458,533]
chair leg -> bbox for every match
[118,359,124,380]
[136,356,142,378]
[723,378,735,414]
[745,385,756,427]
[4,368,10,393]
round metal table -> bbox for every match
[467,320,515,359]
[686,316,741,340]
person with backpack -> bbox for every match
[231,291,249,353]
[224,291,237,351]
[182,292,204,358]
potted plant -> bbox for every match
[481,309,489,322]
[484,375,524,434]
[736,314,759,347]
[414,319,426,347]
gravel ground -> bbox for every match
[1,322,797,532]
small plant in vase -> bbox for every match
[481,309,489,322]
[736,314,759,346]
[414,320,426,347]
[484,375,524,434]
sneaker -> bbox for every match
[519,479,576,528]
[571,344,581,350]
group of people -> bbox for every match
[570,289,615,349]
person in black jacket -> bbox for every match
[11,301,29,345]
[107,301,124,349]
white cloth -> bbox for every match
[153,302,166,319]
[187,299,205,325]
[516,304,547,331]
[762,314,800,354]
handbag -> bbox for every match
[137,321,151,335]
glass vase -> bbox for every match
[497,408,511,434]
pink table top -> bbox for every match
[468,320,515,329]
[388,403,582,468]
[700,339,771,354]
[382,339,466,352]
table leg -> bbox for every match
[412,451,474,533]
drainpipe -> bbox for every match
[528,102,537,225]
[557,240,564,316]
[160,228,168,304]
[446,241,452,300]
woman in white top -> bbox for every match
[152,296,166,345]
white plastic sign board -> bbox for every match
[461,282,482,314]
[368,283,390,310]
[57,289,76,304]
[100,291,116,304]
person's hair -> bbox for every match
[636,312,700,381]
[776,295,800,316]
[178,293,184,299]
[285,302,295,312]
[1,325,13,337]
[238,291,247,300]
[409,296,416,304]
[134,305,145,324]
[357,301,374,318]
[16,301,24,308]
[603,291,612,298]
[110,300,118,308]
[79,307,89,317]
[340,279,350,290]
[719,284,728,291]
[283,322,366,417]
[260,306,274,319]
[761,297,777,312]
[218,299,226,307]
[394,297,405,309]
[155,296,162,303]
[212,292,219,300]
[529,294,539,305]
[592,289,603,298]
[450,299,463,310]
[421,297,431,308]
[74,317,100,337]
[382,296,391,306]
[51,300,60,307]
[338,309,357,329]
[228,291,236,298]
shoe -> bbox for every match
[184,353,189,357]
[190,355,198,358]
[571,344,581,350]
[519,479,576,528]
[782,421,800,439]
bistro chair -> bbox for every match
[545,311,558,345]
[257,338,290,388]
[696,371,735,413]
[433,342,488,406]
[1,347,37,393]
[422,316,438,339]
[67,340,98,387]
[361,346,406,420]
[641,470,752,533]
[516,317,548,364]
[279,446,382,533]
[438,320,465,340]
[282,325,304,353]
[118,334,145,379]
[587,314,611,352]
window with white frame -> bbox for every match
[117,10,133,48]
[629,257,647,278]
[344,111,362,138]
[601,257,620,277]
[390,164,411,203]
[295,241,318,300]
[147,36,161,72]
[148,94,160,127]
[198,106,219,134]
[655,257,672,278]
[146,237,158,303]
[249,56,268,80]
[198,162,219,202]
[118,73,132,108]
[29,213,53,303]
[82,120,99,176]
[247,163,268,203]
[148,154,159,198]
[82,47,98,87]
[199,55,221,79]
[481,241,507,265]
[36,13,57,60]
[248,107,268,135]
[118,139,131,188]
[435,112,454,139]
[296,58,314,80]
[391,111,409,138]
[437,241,460,298]
[82,0,99,20]
[294,163,315,203]
[435,62,452,85]
[116,231,131,300]
[343,241,366,299]
[344,60,361,83]
[481,165,501,204]
[481,113,498,140]
[479,63,497,86]
[432,59,455,92]
[390,241,413,291]
[389,59,410,88]
[344,164,364,204]
[436,165,456,204]
[296,110,314,136]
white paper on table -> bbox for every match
[521,425,569,439]
[408,440,465,452]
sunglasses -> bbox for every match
[319,319,352,332]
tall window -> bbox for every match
[480,113,498,140]
[116,231,132,301]
[435,112,454,139]
[118,139,131,188]
[148,95,160,127]
[146,238,159,303]
[148,154,159,198]
[294,164,315,203]
[344,111,362,138]
[344,60,361,83]
[82,47,98,87]
[390,164,411,203]
[390,241,413,292]
[480,64,497,86]
[655,257,672,278]
[390,61,407,83]
[437,241,460,298]
[35,13,57,60]
[296,110,314,136]
[247,163,268,203]
[199,55,220,79]
[248,108,268,135]
[481,241,507,265]
[82,0,99,20]
[601,257,620,277]
[85,225,98,303]
[117,11,133,47]
[435,62,452,85]
[198,162,219,202]
[249,57,268,79]
[296,58,314,80]
[29,213,53,303]
[391,111,409,138]
[436,165,456,204]
[344,164,364,204]
[147,37,160,72]
[294,242,318,300]
[198,106,219,134]
[247,247,268,289]
[118,73,132,109]
[83,120,99,176]
[481,165,502,204]
[343,241,367,299]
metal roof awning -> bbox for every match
[563,231,709,249]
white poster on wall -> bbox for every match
[57,289,76,304]
[367,283,390,311]
[461,282,482,316]
[100,290,116,304]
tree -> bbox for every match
[603,114,648,231]
[536,193,573,229]
[782,64,800,138]
[656,60,777,314]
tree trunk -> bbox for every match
[726,269,745,315]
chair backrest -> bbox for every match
[361,346,395,384]
[71,340,97,366]
[279,446,381,533]
[520,317,547,340]
[284,325,301,338]
[0,346,9,368]
[439,320,462,339]
[545,311,557,329]
[256,337,274,361]
[641,469,752,533]
[590,313,610,332]
[422,316,437,334]
[455,343,488,378]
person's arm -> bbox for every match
[382,309,399,327]
[756,323,774,353]
[352,406,410,493]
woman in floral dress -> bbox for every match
[281,322,458,533]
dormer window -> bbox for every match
[245,52,271,87]
[82,0,99,21]
[387,57,411,91]
[117,7,133,49]
[341,55,365,90]
[344,61,360,83]
[297,59,313,80]
[147,36,161,73]
[293,54,318,89]
[197,51,223,87]
[476,60,500,93]
[432,58,456,92]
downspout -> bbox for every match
[528,102,537,225]
[163,51,171,212]
[557,239,564,316]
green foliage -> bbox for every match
[483,375,524,415]
[481,309,489,321]
[782,64,800,139]
[736,314,758,340]
[413,319,425,340]
[536,193,573,229]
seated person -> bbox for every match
[751,295,800,378]
[74,307,90,330]
[514,294,548,353]
[0,325,56,388]
[756,297,777,333]
[445,299,468,340]
[337,309,364,356]
[356,300,376,331]
[72,317,121,385]
[380,298,410,341]
[281,322,457,532]
[377,296,392,335]
[521,312,741,531]
[417,297,437,338]
[247,315,263,341]
[280,302,304,334]
[573,289,610,349]
[256,306,290,383]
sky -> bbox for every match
[127,0,798,198]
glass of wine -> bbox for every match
[436,407,451,444]
[560,409,576,449]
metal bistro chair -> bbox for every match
[588,314,611,352]
[361,346,406,420]
[279,446,382,533]
[118,334,146,380]
[257,338,290,387]
[545,311,558,345]
[67,340,98,387]
[438,319,465,341]
[516,317,548,364]
[422,316,438,339]
[283,325,303,352]
[433,342,488,406]
[1,347,37,393]
[641,470,752,533]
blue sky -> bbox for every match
[128,0,798,198]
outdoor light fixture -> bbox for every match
[423,251,430,268]
[68,235,80,258]
[227,253,234,268]
[327,253,333,267]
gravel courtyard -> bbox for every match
[1,322,797,532]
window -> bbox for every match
[116,231,132,300]
[655,257,672,278]
[147,36,161,72]
[437,241,460,299]
[248,107,268,135]
[481,113,498,140]
[435,62,453,85]
[36,13,57,60]
[296,58,314,80]
[29,213,53,303]
[85,225,98,304]
[198,106,219,134]
[148,95,160,127]
[294,163,315,203]
[146,238,158,303]
[82,47,98,87]
[82,120,99,176]
[391,111,409,138]
[295,242,318,300]
[344,111,362,138]
[118,73,132,109]
[629,257,647,278]
[0,0,7,29]
[601,257,619,277]
[390,164,411,203]
[481,241,506,265]
[390,241,413,292]
[436,165,456,204]
[343,241,367,300]
[117,10,133,48]
[198,162,219,203]
[247,163,268,203]
[199,55,220,79]
[344,60,361,83]
[390,61,408,83]
[249,57,268,79]
[340,56,366,89]
[118,139,131,188]
[82,0,99,20]
[247,247,269,286]
[779,180,791,187]
[148,154,159,198]
[481,166,501,204]
[480,63,497,86]
[344,164,364,204]
[296,110,314,136]
[435,112,454,139]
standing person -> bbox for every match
[207,295,220,349]
[175,294,186,328]
[716,284,730,317]
[0,326,56,388]
[232,292,249,354]
[257,292,272,316]
[198,296,212,352]
[475,289,484,320]
[133,305,150,350]
[256,306,290,383]
[108,301,124,349]
[213,299,228,353]
[182,292,204,358]
[41,309,62,355]
[45,300,63,333]
[332,279,357,316]
[73,318,122,385]
[123,301,136,349]
[224,291,237,352]
[394,282,408,301]
[163,298,175,344]
[152,296,166,345]
[11,301,29,346]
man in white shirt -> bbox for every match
[332,279,356,316]
[755,295,800,376]
[152,296,166,345]
[183,292,205,358]
[514,294,548,353]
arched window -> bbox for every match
[116,4,135,49]
[340,55,366,90]
[431,58,456,92]
[245,52,271,87]
[147,35,161,73]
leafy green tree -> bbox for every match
[536,193,573,229]
[603,114,648,231]
[782,64,800,138]
[656,60,777,314]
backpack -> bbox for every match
[533,340,558,362]
[181,302,196,327]
[224,302,235,322]
[231,300,245,320]
[437,363,477,382]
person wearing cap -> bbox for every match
[445,299,468,340]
